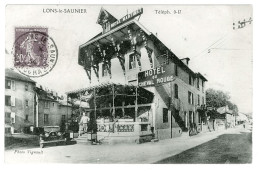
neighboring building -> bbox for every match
[74,8,207,140]
[5,68,36,134]
[217,106,235,128]
[35,87,72,128]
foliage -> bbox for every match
[206,88,238,115]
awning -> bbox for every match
[73,100,90,108]
[67,82,154,110]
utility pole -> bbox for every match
[233,17,252,30]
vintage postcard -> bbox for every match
[4,4,253,164]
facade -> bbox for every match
[217,106,235,129]
[75,8,207,141]
[35,87,73,128]
[5,68,36,134]
[5,68,73,134]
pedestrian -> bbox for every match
[79,112,90,135]
[243,122,246,129]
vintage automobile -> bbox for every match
[39,126,72,148]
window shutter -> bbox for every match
[191,93,194,104]
[11,80,15,90]
[11,96,15,106]
[11,112,15,123]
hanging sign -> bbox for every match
[138,63,175,87]
[110,8,143,29]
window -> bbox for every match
[5,128,11,134]
[189,111,193,123]
[25,100,29,107]
[163,108,168,123]
[25,115,29,121]
[62,115,66,121]
[44,114,49,124]
[198,95,200,105]
[5,80,11,89]
[189,75,194,85]
[188,91,194,105]
[175,64,178,76]
[103,22,111,33]
[25,84,29,91]
[129,54,137,70]
[11,112,15,123]
[5,112,11,123]
[188,92,191,104]
[174,84,178,99]
[202,81,205,92]
[5,80,15,90]
[202,96,205,105]
[53,102,55,107]
[197,78,200,90]
[44,101,50,108]
[102,63,109,77]
[5,112,11,118]
[5,96,11,106]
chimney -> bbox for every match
[181,57,190,66]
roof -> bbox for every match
[149,33,197,76]
[66,82,139,95]
[196,72,208,81]
[5,68,36,83]
[97,7,117,25]
[35,87,58,102]
[58,100,72,107]
[79,19,151,48]
[79,18,207,80]
[217,106,233,115]
[66,82,154,108]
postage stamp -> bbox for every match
[13,27,58,77]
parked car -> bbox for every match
[39,126,72,148]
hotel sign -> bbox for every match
[138,63,175,87]
[110,8,143,29]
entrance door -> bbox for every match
[189,111,193,126]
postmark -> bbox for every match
[13,27,58,77]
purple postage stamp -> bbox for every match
[13,27,58,77]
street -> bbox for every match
[4,125,252,164]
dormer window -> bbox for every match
[97,8,118,34]
[103,22,111,33]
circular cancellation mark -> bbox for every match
[13,29,58,77]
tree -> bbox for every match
[206,88,238,114]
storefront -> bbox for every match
[67,82,154,143]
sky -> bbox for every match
[5,5,253,113]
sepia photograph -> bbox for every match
[4,4,253,164]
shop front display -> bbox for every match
[67,82,154,143]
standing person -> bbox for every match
[79,112,90,135]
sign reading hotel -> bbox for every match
[110,8,143,29]
[138,63,175,87]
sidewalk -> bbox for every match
[5,125,249,163]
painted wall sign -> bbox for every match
[110,8,143,29]
[138,63,175,87]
